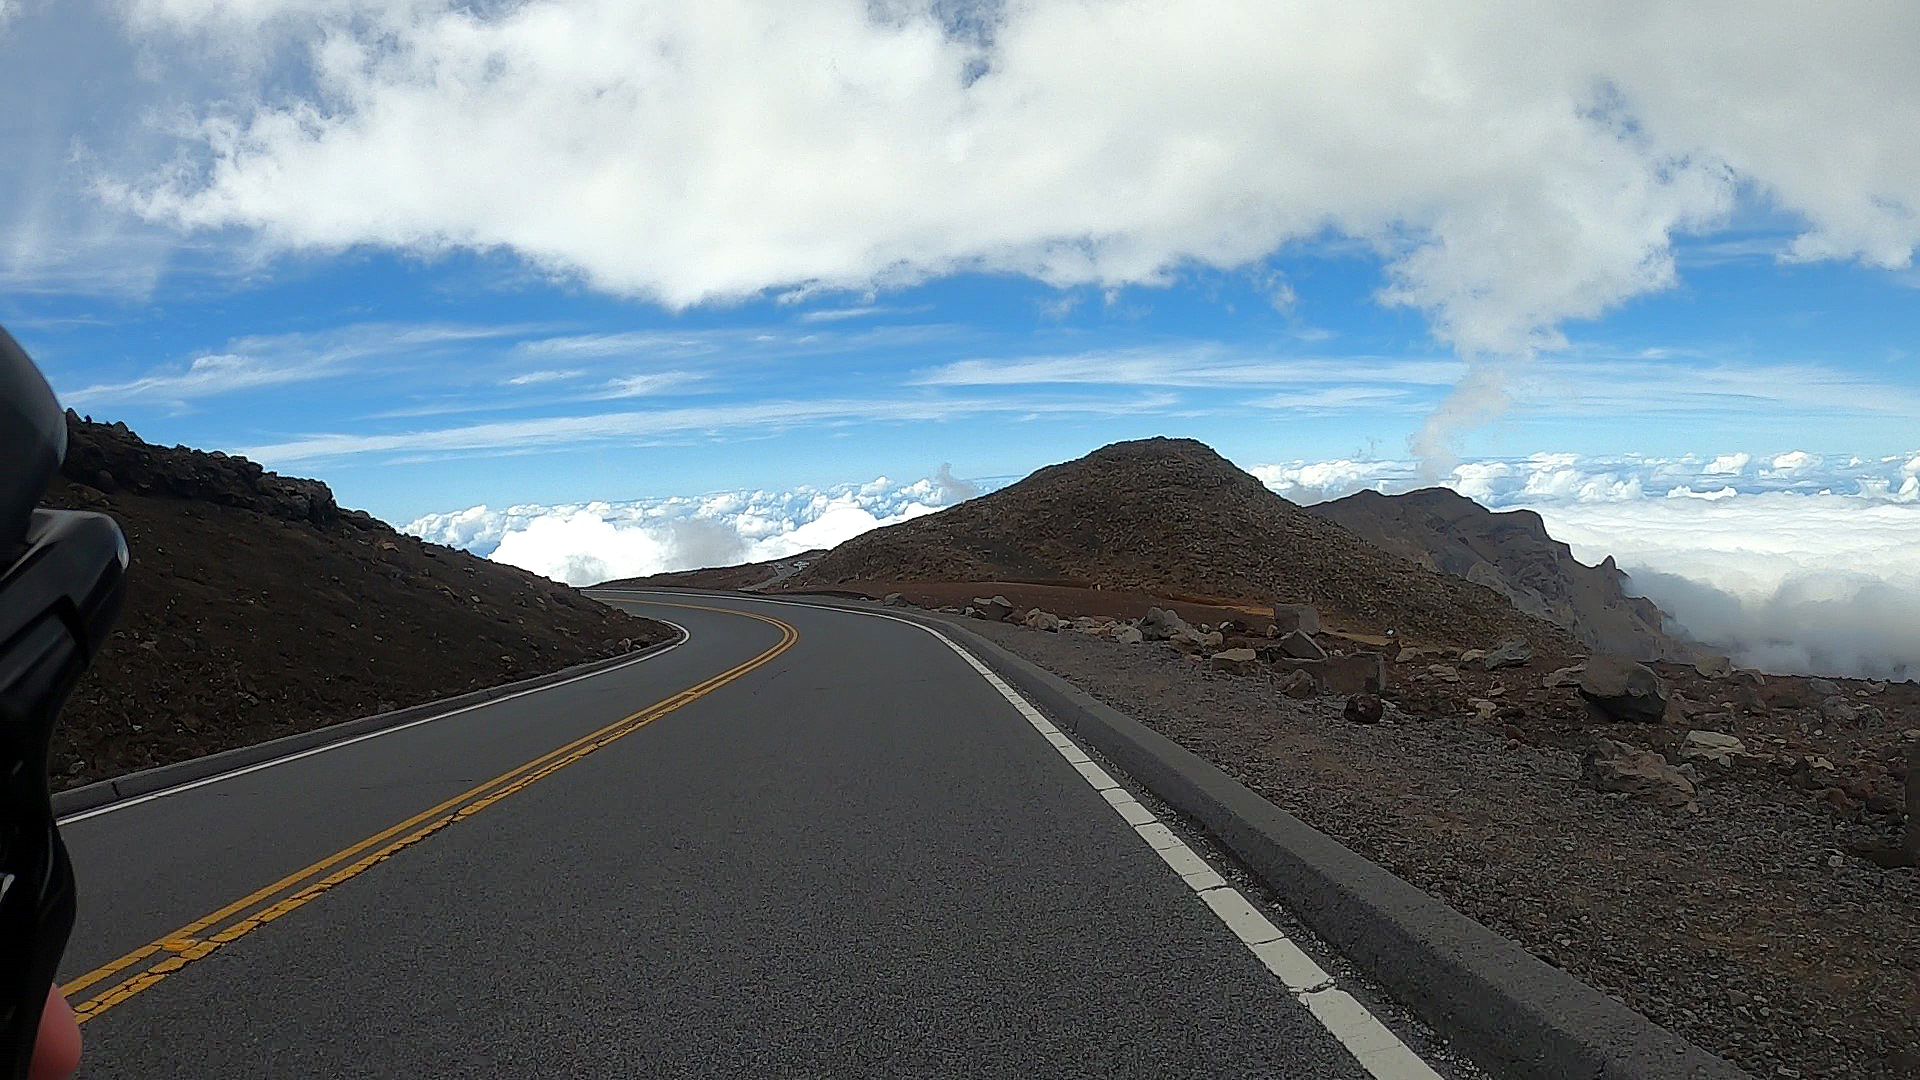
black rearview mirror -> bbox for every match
[0,327,66,555]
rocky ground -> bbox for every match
[39,416,674,789]
[939,598,1917,1080]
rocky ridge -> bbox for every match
[1311,486,1685,661]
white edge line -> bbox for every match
[655,590,1442,1080]
[57,619,691,826]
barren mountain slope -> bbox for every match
[601,549,826,592]
[40,416,674,788]
[786,437,1570,650]
[1311,487,1685,661]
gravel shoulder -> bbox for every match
[962,618,1919,1080]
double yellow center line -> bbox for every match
[64,602,797,1024]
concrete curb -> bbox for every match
[52,630,686,819]
[746,592,1749,1080]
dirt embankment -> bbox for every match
[40,416,673,788]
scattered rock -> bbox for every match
[1790,755,1840,791]
[1343,694,1384,724]
[1542,664,1586,690]
[1808,677,1843,698]
[1693,654,1733,679]
[882,592,908,607]
[1172,626,1224,649]
[1679,730,1747,767]
[1022,608,1064,631]
[1114,626,1145,645]
[971,596,1015,622]
[1819,696,1857,724]
[1270,603,1321,636]
[1578,656,1668,723]
[1278,668,1318,698]
[1209,648,1260,675]
[1458,649,1488,664]
[1467,697,1499,721]
[1482,638,1532,670]
[1141,606,1190,641]
[1581,737,1696,808]
[1323,652,1387,694]
[1427,664,1462,684]
[1276,630,1327,661]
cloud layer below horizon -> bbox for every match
[411,448,1920,681]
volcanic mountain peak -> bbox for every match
[787,436,1567,651]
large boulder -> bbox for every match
[1276,630,1327,661]
[1581,737,1696,808]
[1323,652,1386,694]
[1113,626,1145,645]
[1578,656,1668,723]
[1209,648,1260,675]
[1270,603,1321,636]
[1482,638,1532,670]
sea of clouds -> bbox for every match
[411,450,1920,680]
[1256,450,1920,680]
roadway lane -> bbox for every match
[62,593,1388,1078]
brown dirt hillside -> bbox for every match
[784,437,1570,651]
[1312,487,1686,661]
[38,415,674,790]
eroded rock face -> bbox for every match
[1582,737,1696,808]
[1578,656,1668,723]
[1311,486,1680,660]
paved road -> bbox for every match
[55,592,1408,1078]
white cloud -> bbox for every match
[1702,451,1750,475]
[58,321,531,408]
[239,391,1179,465]
[408,470,974,586]
[100,1,1920,359]
[1767,449,1821,474]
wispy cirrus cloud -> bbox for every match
[241,392,1181,465]
[58,322,544,409]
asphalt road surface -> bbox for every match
[55,592,1434,1078]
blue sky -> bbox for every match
[10,231,1917,522]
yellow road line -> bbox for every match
[66,602,796,1024]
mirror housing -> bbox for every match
[1,327,66,553]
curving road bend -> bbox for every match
[54,591,1429,1078]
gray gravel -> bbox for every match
[965,619,1920,1080]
